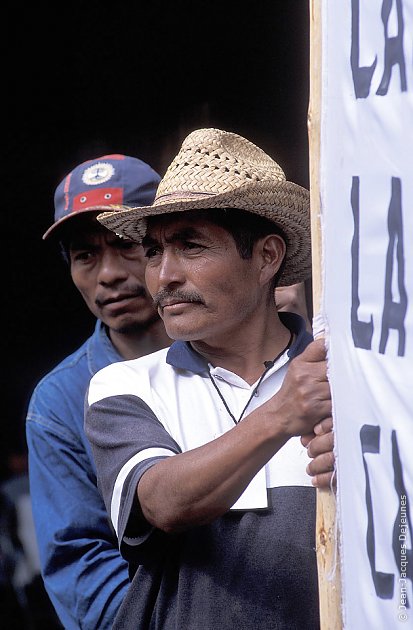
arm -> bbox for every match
[26,388,129,630]
[138,338,331,533]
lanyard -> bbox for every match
[208,331,293,425]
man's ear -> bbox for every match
[257,234,286,286]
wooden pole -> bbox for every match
[308,2,343,628]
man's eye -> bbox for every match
[144,247,161,258]
[184,241,202,250]
[119,240,139,251]
[72,251,93,262]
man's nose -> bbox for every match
[97,250,128,285]
[157,249,185,289]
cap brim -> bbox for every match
[42,204,128,240]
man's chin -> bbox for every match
[106,314,160,335]
[163,325,202,342]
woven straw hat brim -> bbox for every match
[98,179,311,287]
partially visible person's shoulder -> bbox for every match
[26,336,94,438]
[30,336,91,395]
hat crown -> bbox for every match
[155,128,286,202]
[43,154,160,239]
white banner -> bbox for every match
[319,1,413,628]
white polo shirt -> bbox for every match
[86,312,313,541]
[85,313,320,630]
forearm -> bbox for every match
[138,339,331,533]
[138,410,288,533]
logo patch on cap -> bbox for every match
[82,162,115,186]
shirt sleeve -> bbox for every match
[85,378,182,554]
[26,383,129,630]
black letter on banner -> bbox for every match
[377,0,407,95]
[351,177,374,349]
[379,178,407,356]
[360,424,394,599]
[351,0,377,98]
[391,430,412,605]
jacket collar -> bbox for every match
[88,320,123,375]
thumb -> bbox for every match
[299,337,327,363]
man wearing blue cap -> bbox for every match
[26,154,172,630]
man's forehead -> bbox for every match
[61,213,102,238]
[144,213,214,241]
[67,219,131,247]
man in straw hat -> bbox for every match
[85,129,334,629]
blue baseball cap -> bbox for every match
[43,153,161,240]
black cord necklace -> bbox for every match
[208,331,294,426]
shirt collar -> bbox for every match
[166,312,312,374]
[166,338,209,375]
[282,311,313,359]
[88,320,123,374]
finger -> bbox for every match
[313,417,333,435]
[300,338,327,363]
[310,471,336,491]
[300,432,315,447]
[306,431,334,458]
[288,355,330,386]
[297,361,329,384]
[306,451,335,476]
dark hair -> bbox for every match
[192,208,287,290]
[55,214,104,265]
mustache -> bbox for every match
[152,289,205,309]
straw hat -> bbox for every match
[98,128,311,286]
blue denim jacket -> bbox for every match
[26,321,129,630]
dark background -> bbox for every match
[3,1,310,477]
